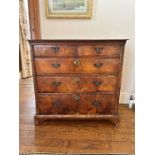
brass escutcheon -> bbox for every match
[74,77,80,82]
[73,59,80,66]
[73,94,80,101]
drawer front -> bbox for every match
[37,94,116,115]
[35,58,120,74]
[77,44,121,57]
[34,45,75,57]
[37,75,117,93]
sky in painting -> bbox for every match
[50,0,87,12]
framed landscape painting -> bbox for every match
[46,0,92,19]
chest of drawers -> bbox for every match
[29,39,127,126]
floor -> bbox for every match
[19,77,135,154]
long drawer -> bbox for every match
[34,44,121,57]
[37,93,116,115]
[35,58,120,74]
[37,75,117,93]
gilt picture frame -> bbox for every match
[46,0,92,19]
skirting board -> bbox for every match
[119,93,130,104]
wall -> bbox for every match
[39,0,135,103]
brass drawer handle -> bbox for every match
[52,63,60,68]
[73,95,80,101]
[94,63,103,68]
[53,100,61,108]
[92,101,101,107]
[74,77,80,82]
[52,81,61,86]
[73,59,80,66]
[95,47,104,54]
[93,81,102,86]
[51,47,59,53]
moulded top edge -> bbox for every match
[28,39,129,44]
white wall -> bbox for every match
[39,0,135,103]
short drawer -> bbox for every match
[37,93,116,115]
[37,75,117,93]
[34,45,75,57]
[77,44,121,57]
[35,58,120,74]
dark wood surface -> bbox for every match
[29,39,127,125]
[35,58,120,74]
[36,75,117,93]
[77,44,121,57]
[34,45,76,57]
[37,93,116,115]
[28,39,128,44]
[28,0,41,39]
[19,78,135,154]
[34,44,121,57]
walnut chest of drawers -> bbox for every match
[29,39,127,126]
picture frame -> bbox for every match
[46,0,92,19]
